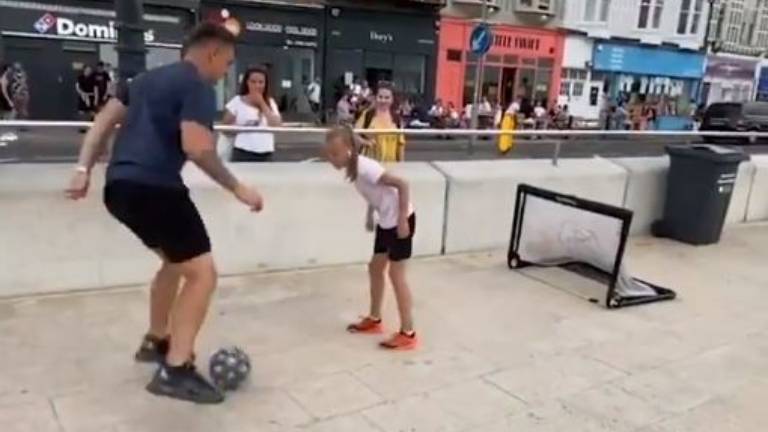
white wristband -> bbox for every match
[75,165,89,174]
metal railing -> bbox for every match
[2,120,767,166]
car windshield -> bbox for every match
[707,103,741,117]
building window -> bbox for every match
[447,50,462,62]
[678,0,704,34]
[584,0,610,22]
[653,0,665,29]
[677,0,691,34]
[640,0,664,29]
[560,68,588,99]
[572,82,585,97]
[690,0,703,34]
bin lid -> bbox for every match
[666,144,750,163]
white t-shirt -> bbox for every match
[354,155,413,229]
[225,96,281,154]
[307,82,321,104]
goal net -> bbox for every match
[508,184,676,308]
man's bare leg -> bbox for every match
[135,253,182,363]
[148,258,182,338]
[146,252,223,404]
[165,252,217,366]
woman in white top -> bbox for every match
[222,66,282,162]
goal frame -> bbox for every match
[507,184,677,309]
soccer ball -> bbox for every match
[209,346,251,391]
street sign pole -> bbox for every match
[469,0,489,154]
[115,0,147,81]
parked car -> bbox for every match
[700,101,768,143]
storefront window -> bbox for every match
[99,45,180,73]
[518,68,535,100]
[464,65,476,106]
[534,68,552,103]
[394,54,425,98]
[483,66,501,103]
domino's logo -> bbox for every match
[34,13,56,34]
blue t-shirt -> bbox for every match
[106,61,216,188]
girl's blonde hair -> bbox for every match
[326,125,359,181]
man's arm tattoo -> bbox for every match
[191,148,239,193]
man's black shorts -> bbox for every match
[104,180,211,263]
[374,213,416,262]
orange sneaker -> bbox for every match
[379,332,418,351]
[347,317,383,334]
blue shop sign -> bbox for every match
[757,67,768,102]
[593,43,705,79]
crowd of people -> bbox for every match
[416,97,573,132]
[603,96,700,131]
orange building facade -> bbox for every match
[436,18,565,111]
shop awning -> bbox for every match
[144,0,200,9]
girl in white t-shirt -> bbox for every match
[325,126,418,351]
[222,66,282,162]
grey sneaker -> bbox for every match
[146,363,225,405]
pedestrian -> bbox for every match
[355,81,405,163]
[325,125,418,350]
[66,22,264,404]
[336,90,354,125]
[7,63,29,120]
[306,77,322,123]
[222,65,282,162]
[0,64,14,119]
[76,65,97,119]
[93,61,112,110]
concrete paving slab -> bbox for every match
[1,225,768,431]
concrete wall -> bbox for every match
[5,155,768,297]
[612,156,755,234]
[746,155,768,221]
[726,161,756,225]
[435,158,628,253]
[0,163,446,297]
[610,157,669,235]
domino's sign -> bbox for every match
[33,12,156,42]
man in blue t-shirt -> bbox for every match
[66,23,264,404]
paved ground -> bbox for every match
[1,225,768,431]
[0,126,746,163]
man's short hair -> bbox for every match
[183,22,237,53]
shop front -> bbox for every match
[324,6,438,110]
[593,42,705,130]
[202,2,324,121]
[559,35,604,125]
[701,55,758,106]
[436,18,564,111]
[0,0,193,120]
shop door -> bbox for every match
[233,45,316,121]
[501,68,517,108]
[60,42,100,120]
[275,48,315,121]
[365,51,393,88]
[326,49,363,107]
